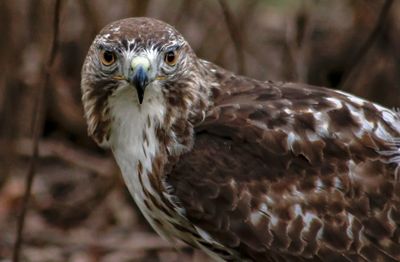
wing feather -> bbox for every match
[167,77,400,261]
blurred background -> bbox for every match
[1,0,400,261]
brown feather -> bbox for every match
[81,18,400,262]
[166,68,400,261]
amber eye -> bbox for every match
[100,50,116,66]
[164,50,178,66]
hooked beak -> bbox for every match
[128,57,150,104]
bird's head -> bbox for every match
[81,18,209,147]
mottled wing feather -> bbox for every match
[167,78,400,261]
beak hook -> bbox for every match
[128,56,150,104]
[129,66,148,104]
[129,57,150,104]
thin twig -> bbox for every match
[285,0,316,82]
[130,0,151,17]
[80,1,100,38]
[217,0,246,75]
[0,2,21,190]
[8,138,116,177]
[23,231,187,252]
[174,0,195,25]
[12,0,62,261]
[341,0,394,90]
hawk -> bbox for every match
[81,18,400,261]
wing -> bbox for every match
[166,76,400,261]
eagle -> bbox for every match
[81,18,400,261]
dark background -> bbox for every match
[1,0,399,261]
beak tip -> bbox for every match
[136,88,145,104]
[129,65,149,105]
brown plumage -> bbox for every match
[81,18,400,261]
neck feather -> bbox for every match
[103,60,224,239]
[108,59,222,188]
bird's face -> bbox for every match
[82,17,192,103]
[81,18,197,145]
[92,32,187,104]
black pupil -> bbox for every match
[103,51,114,63]
[166,51,175,63]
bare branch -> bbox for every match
[23,231,186,252]
[285,0,316,82]
[174,0,195,25]
[217,0,246,75]
[341,0,394,90]
[12,0,62,261]
[80,1,100,38]
[130,0,151,17]
[9,138,116,177]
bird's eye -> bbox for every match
[164,50,178,66]
[100,50,116,66]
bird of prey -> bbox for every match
[81,18,400,261]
